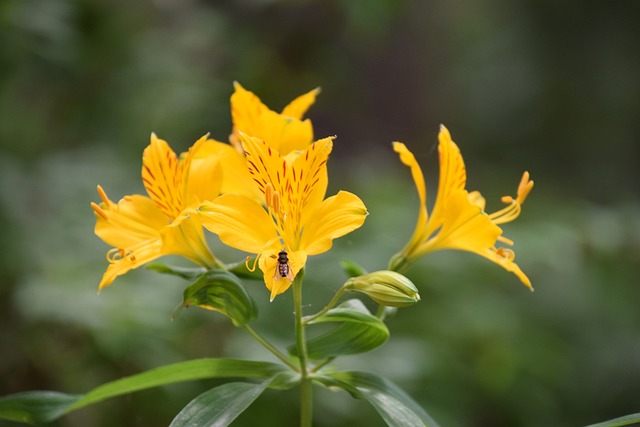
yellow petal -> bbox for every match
[240,134,333,224]
[231,82,314,154]
[281,87,321,119]
[160,213,216,267]
[98,239,163,290]
[183,138,224,206]
[292,137,333,229]
[430,189,501,253]
[393,141,428,241]
[198,194,277,254]
[478,248,533,290]
[93,190,166,249]
[191,138,259,198]
[259,248,306,300]
[428,125,467,236]
[142,134,184,219]
[299,191,368,255]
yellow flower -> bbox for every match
[229,81,320,155]
[193,82,321,198]
[199,133,368,300]
[91,134,223,290]
[390,125,534,289]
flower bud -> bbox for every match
[345,270,420,307]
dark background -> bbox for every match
[1,1,639,426]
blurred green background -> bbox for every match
[1,0,639,426]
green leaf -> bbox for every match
[316,370,440,427]
[293,299,389,359]
[226,258,264,281]
[146,262,207,280]
[0,358,291,425]
[169,381,269,427]
[340,259,368,277]
[0,391,80,424]
[180,270,257,326]
[585,413,640,427]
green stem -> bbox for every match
[311,356,335,373]
[376,304,386,320]
[293,269,312,427]
[242,324,298,371]
[302,285,349,325]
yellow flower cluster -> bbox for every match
[92,83,533,299]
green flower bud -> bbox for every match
[345,270,420,307]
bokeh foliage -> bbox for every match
[1,0,639,426]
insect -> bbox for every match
[274,250,294,281]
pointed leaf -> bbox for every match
[0,359,290,424]
[0,391,80,424]
[340,259,368,278]
[317,370,440,427]
[586,413,640,427]
[226,258,264,281]
[169,381,269,427]
[146,262,207,280]
[292,300,389,359]
[181,270,257,326]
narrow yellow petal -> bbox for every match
[281,87,321,119]
[98,239,163,290]
[142,134,184,219]
[478,247,533,290]
[393,141,428,252]
[427,125,468,236]
[293,137,333,227]
[199,194,278,254]
[299,191,368,255]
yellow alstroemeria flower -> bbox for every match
[390,125,534,289]
[229,81,320,155]
[199,133,368,300]
[91,134,224,290]
[192,82,321,198]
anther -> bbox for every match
[265,183,274,208]
[91,202,108,220]
[97,185,110,205]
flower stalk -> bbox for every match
[292,269,312,427]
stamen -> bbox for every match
[245,255,260,272]
[272,191,281,215]
[497,235,514,245]
[517,171,534,203]
[265,183,274,208]
[96,185,110,206]
[106,248,126,263]
[91,202,108,220]
[495,247,515,261]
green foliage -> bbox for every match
[316,370,440,427]
[169,381,271,427]
[0,359,292,424]
[294,299,389,359]
[585,413,640,427]
[178,270,258,327]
